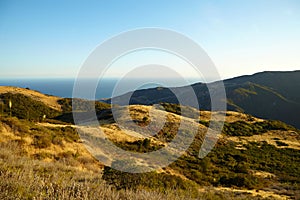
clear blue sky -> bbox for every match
[0,0,299,79]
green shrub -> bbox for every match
[275,140,289,147]
[219,174,258,189]
[199,120,210,127]
[115,138,162,153]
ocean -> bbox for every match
[0,78,201,100]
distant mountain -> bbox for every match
[107,71,300,128]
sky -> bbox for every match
[0,0,300,80]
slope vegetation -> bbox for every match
[0,88,299,199]
[107,71,300,128]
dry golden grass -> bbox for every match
[226,130,300,150]
[215,187,288,200]
[0,119,102,172]
[250,170,276,179]
[0,141,265,200]
[200,110,263,123]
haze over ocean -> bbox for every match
[0,78,201,100]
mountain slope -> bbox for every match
[107,71,300,128]
[0,90,299,199]
[224,70,300,103]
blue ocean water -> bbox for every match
[0,78,201,100]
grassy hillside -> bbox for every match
[0,140,217,200]
[100,105,300,199]
[0,116,269,200]
[0,89,299,199]
[0,92,111,124]
[0,86,62,110]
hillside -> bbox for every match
[107,71,300,129]
[98,104,300,199]
[0,89,299,199]
[0,86,62,111]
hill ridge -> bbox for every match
[108,70,300,128]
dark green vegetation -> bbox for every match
[56,98,111,124]
[103,137,300,199]
[58,98,111,113]
[108,70,300,128]
[115,138,164,153]
[0,93,60,120]
[171,141,300,189]
[102,111,300,199]
[0,93,111,124]
[219,120,298,136]
[103,166,199,192]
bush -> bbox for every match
[48,126,79,143]
[102,165,199,193]
[219,174,258,189]
[52,136,64,146]
[32,134,52,148]
[58,98,111,113]
[275,140,289,147]
[1,117,30,134]
[115,138,162,153]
